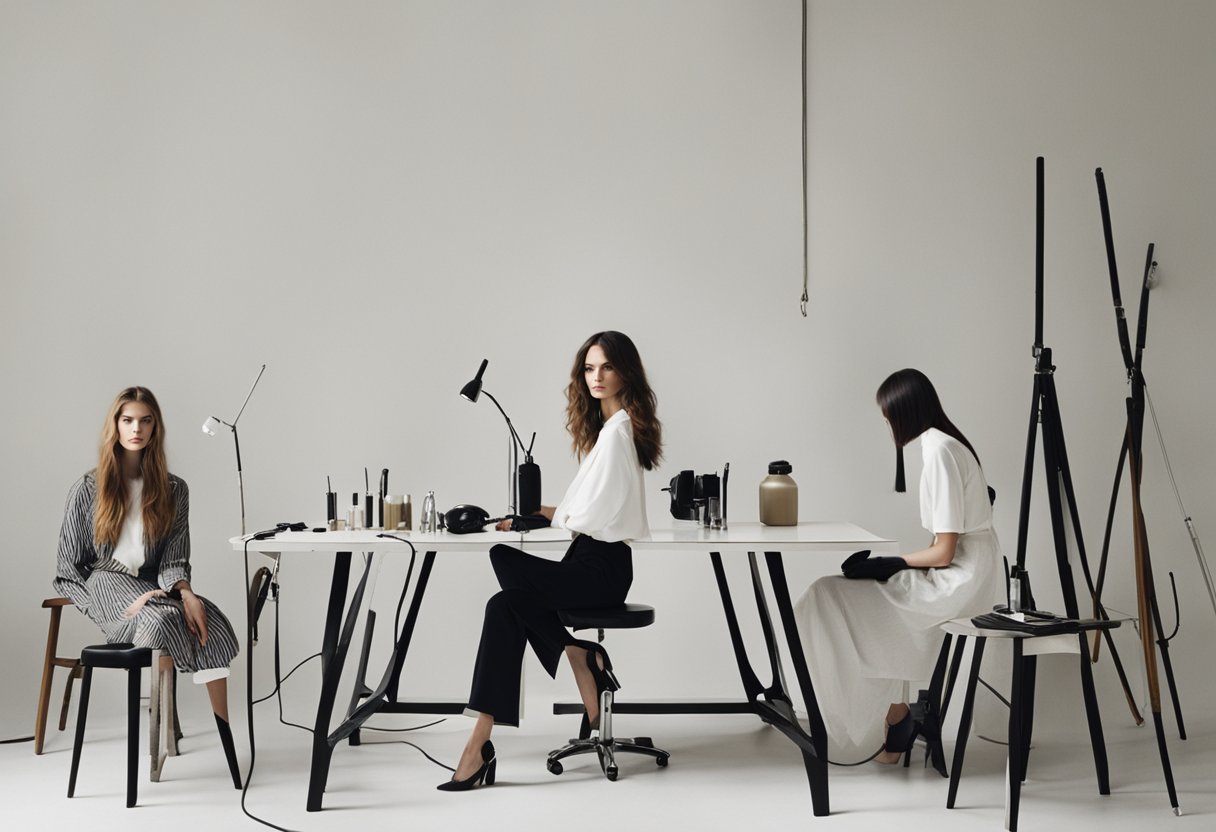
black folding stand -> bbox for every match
[1092,167,1181,812]
[1007,157,1112,803]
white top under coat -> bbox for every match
[112,478,146,575]
[551,409,649,543]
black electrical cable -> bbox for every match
[238,532,454,832]
[241,534,297,832]
[827,745,886,767]
[252,652,320,706]
[0,736,34,744]
[376,533,417,640]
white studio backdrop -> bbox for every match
[2,0,1213,747]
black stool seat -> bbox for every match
[559,603,655,631]
[81,643,152,669]
[548,602,668,781]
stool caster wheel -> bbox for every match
[546,759,563,776]
[606,765,618,781]
[656,754,669,767]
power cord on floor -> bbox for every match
[0,736,34,744]
[827,746,886,766]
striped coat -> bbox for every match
[54,471,238,675]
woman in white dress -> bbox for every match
[795,369,1004,763]
[439,330,662,790]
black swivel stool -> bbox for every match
[67,643,153,808]
[547,603,670,781]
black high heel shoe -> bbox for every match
[881,708,919,761]
[437,740,496,791]
[572,640,619,733]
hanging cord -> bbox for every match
[799,0,809,317]
[1144,382,1216,618]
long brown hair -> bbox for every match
[94,387,175,548]
[876,369,978,492]
[565,331,663,470]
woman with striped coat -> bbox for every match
[54,386,240,782]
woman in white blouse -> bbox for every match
[439,331,662,791]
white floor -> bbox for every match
[5,691,1214,832]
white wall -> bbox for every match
[2,0,1213,741]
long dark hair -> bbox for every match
[876,369,978,492]
[95,386,175,547]
[565,331,663,470]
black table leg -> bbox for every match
[748,552,791,706]
[764,551,829,817]
[709,551,765,701]
[308,552,377,812]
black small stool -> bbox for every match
[67,643,152,807]
[547,603,670,781]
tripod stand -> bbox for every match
[1091,168,1182,812]
[1007,157,1116,802]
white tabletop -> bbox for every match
[230,521,894,555]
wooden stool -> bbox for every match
[35,598,83,755]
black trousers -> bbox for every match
[467,535,633,726]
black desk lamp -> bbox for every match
[460,359,540,516]
[203,363,266,536]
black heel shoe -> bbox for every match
[437,740,496,791]
[574,639,620,695]
[882,709,919,759]
[573,640,619,732]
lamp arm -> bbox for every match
[230,363,266,428]
[481,389,528,455]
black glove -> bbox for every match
[841,549,909,581]
[508,513,551,531]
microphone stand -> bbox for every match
[1092,168,1183,812]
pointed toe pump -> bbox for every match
[437,740,496,792]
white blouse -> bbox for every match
[551,409,649,543]
[918,427,993,536]
[112,478,146,575]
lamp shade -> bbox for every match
[202,416,222,436]
[460,358,488,402]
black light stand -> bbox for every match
[1091,167,1182,812]
[1008,158,1112,813]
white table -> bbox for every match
[233,522,894,815]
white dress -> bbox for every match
[794,428,1004,756]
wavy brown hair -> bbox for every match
[565,331,662,470]
[94,387,175,548]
